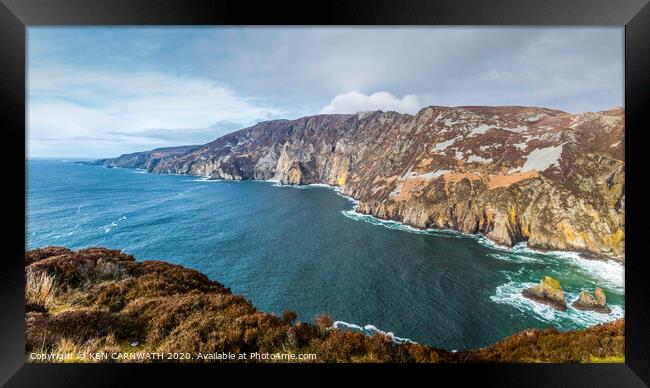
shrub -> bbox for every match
[25,246,71,266]
[24,247,625,364]
[314,314,333,330]
[282,310,297,323]
[25,269,58,308]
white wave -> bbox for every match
[303,183,333,188]
[563,256,624,292]
[489,253,542,264]
[474,240,624,291]
[341,209,477,239]
[333,320,416,344]
[490,279,624,327]
[472,235,512,250]
[506,242,625,291]
[189,177,225,182]
[271,182,302,189]
[104,216,127,233]
[341,209,431,235]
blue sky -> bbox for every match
[28,27,624,158]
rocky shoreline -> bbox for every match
[522,276,612,313]
[25,246,624,363]
[339,201,624,263]
[84,164,624,264]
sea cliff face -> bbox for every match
[93,106,625,261]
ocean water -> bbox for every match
[26,159,625,350]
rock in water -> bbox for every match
[522,276,567,310]
[572,287,611,313]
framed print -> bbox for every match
[1,0,649,386]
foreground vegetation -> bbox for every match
[25,247,624,363]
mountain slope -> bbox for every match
[93,145,199,170]
[94,106,625,260]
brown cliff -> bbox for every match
[94,106,625,261]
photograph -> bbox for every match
[25,26,626,364]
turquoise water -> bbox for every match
[26,159,624,350]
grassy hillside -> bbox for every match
[25,247,624,363]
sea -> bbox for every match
[26,159,624,350]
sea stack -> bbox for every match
[522,276,567,310]
[572,287,611,313]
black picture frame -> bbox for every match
[1,0,648,386]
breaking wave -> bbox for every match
[332,320,416,344]
[104,216,127,233]
[341,209,432,235]
[488,252,543,264]
[564,255,624,292]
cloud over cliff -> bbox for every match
[321,91,422,115]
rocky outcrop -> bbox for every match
[90,145,199,170]
[94,106,625,261]
[25,247,624,363]
[572,288,611,313]
[522,276,567,310]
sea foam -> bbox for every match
[333,320,416,344]
[490,277,624,327]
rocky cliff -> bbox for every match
[94,145,200,170]
[93,106,625,260]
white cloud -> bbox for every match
[27,27,624,157]
[321,91,422,115]
[28,67,284,157]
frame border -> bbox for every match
[1,0,648,386]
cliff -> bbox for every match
[93,145,200,170]
[25,247,624,363]
[93,106,625,260]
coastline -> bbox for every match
[216,171,624,265]
[84,161,625,266]
[71,163,625,327]
[25,246,625,363]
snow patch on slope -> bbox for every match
[515,144,564,172]
[433,138,458,151]
[467,155,492,164]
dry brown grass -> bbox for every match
[25,247,624,363]
[25,269,58,308]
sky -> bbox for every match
[27,27,624,158]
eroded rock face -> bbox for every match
[94,106,625,261]
[522,276,567,310]
[573,288,611,313]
